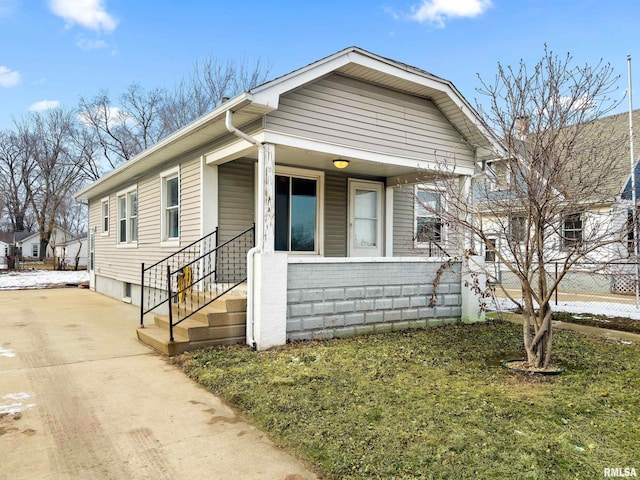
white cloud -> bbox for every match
[78,105,130,127]
[28,100,61,112]
[49,0,117,32]
[76,36,108,50]
[0,65,20,87]
[409,0,492,27]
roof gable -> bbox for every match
[77,47,504,200]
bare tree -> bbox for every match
[77,55,271,171]
[0,127,37,232]
[161,55,271,132]
[24,108,88,261]
[79,83,168,169]
[417,47,624,368]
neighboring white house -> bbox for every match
[54,236,88,269]
[17,227,77,260]
[0,240,8,269]
[479,110,640,293]
[76,47,504,351]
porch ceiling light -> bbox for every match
[333,159,350,169]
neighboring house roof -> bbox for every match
[58,236,87,247]
[76,46,505,201]
[486,109,640,205]
[554,109,640,203]
[16,226,78,245]
[17,231,40,244]
[13,231,33,242]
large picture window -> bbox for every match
[275,175,317,252]
[117,186,138,245]
[273,167,323,253]
[415,187,443,244]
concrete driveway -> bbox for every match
[0,288,317,480]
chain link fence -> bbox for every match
[487,261,640,319]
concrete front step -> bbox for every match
[154,315,246,342]
[173,293,247,314]
[136,326,245,356]
[138,290,247,356]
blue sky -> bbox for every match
[0,0,638,130]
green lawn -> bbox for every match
[178,321,640,480]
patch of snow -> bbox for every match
[0,270,89,290]
[0,345,15,357]
[487,296,640,320]
[0,392,36,415]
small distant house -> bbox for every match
[16,227,76,260]
[0,235,8,269]
[76,47,503,352]
[54,236,88,269]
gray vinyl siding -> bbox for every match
[89,158,202,287]
[324,171,347,256]
[218,158,255,242]
[265,74,475,167]
[217,158,255,283]
[393,187,419,256]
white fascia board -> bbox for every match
[251,56,353,109]
[75,94,255,201]
[204,134,265,165]
[262,131,475,176]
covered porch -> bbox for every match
[206,114,485,349]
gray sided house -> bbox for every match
[76,47,502,352]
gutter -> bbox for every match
[225,110,263,350]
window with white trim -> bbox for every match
[485,237,497,262]
[509,215,526,244]
[117,186,138,245]
[562,213,583,249]
[101,197,109,235]
[161,168,180,242]
[274,167,324,253]
[415,186,444,244]
[32,243,39,258]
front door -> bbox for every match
[348,180,383,257]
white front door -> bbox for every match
[348,180,384,257]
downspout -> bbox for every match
[225,110,262,350]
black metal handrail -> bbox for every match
[140,228,219,322]
[140,225,255,343]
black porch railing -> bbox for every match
[140,225,255,342]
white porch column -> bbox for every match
[461,255,486,323]
[385,185,394,256]
[261,143,276,253]
[251,142,287,350]
[459,175,473,251]
[252,251,288,349]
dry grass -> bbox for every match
[178,321,640,479]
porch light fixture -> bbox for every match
[333,159,350,169]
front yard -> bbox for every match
[178,321,639,479]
